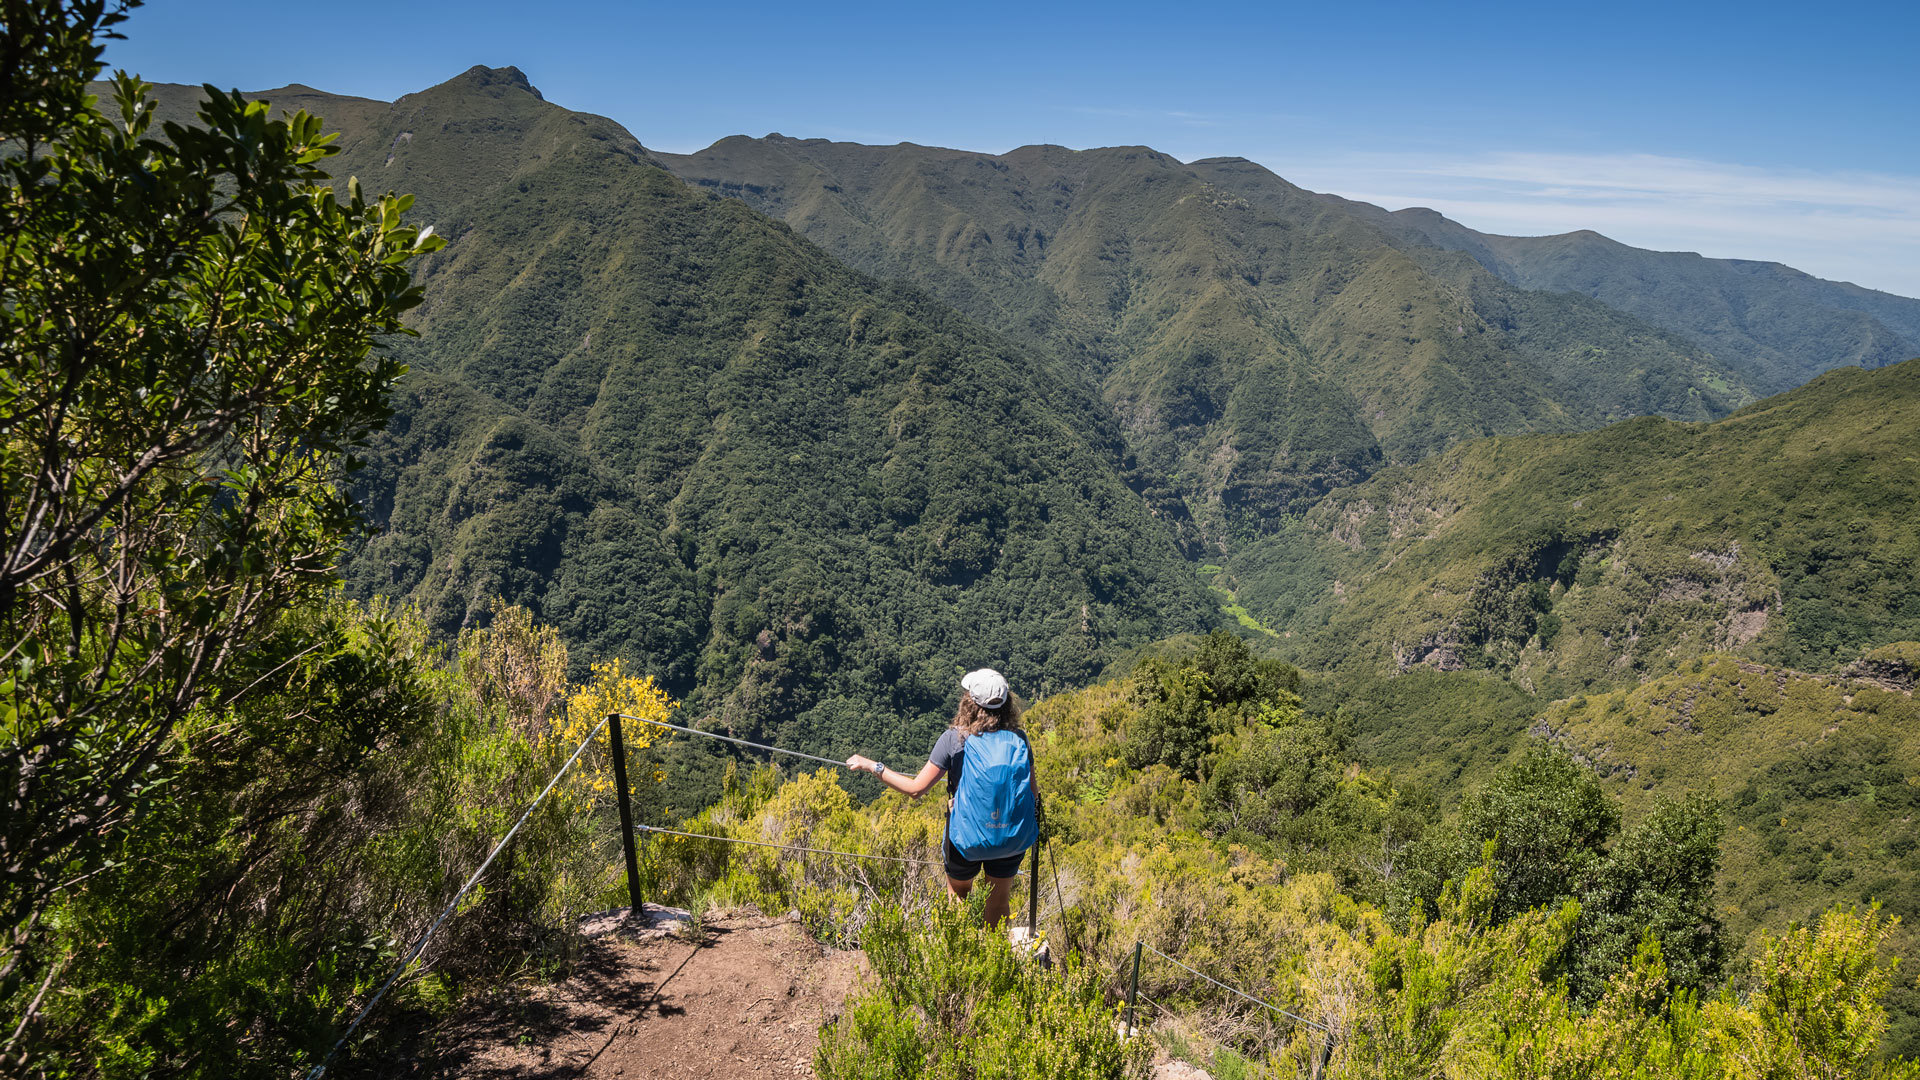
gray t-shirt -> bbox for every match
[928,728,966,795]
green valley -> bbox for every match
[659,137,1758,549]
[1225,359,1920,694]
[21,6,1920,1072]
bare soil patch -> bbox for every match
[426,909,864,1079]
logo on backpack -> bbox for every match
[948,730,1038,862]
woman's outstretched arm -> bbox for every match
[846,755,943,799]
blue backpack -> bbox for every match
[948,729,1038,861]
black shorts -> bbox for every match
[943,830,1026,882]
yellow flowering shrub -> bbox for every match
[552,658,674,799]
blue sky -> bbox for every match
[106,0,1920,295]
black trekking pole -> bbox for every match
[1028,782,1043,939]
[1027,844,1039,937]
[1048,842,1077,959]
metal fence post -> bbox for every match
[1125,940,1143,1032]
[608,713,644,917]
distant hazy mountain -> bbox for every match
[1338,201,1920,394]
[658,138,1757,550]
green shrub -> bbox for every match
[36,600,620,1078]
[816,902,1151,1079]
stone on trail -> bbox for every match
[578,902,694,941]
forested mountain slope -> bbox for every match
[1226,359,1920,693]
[1540,649,1920,946]
[658,137,1755,548]
[138,68,1221,765]
[1352,203,1920,393]
[115,70,1919,783]
[1538,648,1920,1049]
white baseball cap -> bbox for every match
[962,668,1010,710]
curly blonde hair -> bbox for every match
[950,691,1024,737]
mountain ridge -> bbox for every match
[121,69,1224,768]
[1359,203,1920,390]
[661,133,1760,549]
[126,69,1917,396]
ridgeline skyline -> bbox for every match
[104,0,1920,297]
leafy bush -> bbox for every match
[815,902,1150,1080]
[1125,631,1301,779]
[34,600,627,1077]
[1389,745,1722,1003]
[645,764,947,948]
[0,8,441,1047]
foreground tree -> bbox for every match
[0,0,440,1052]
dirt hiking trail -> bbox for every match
[420,905,1203,1079]
[427,908,863,1079]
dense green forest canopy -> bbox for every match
[660,136,1765,550]
[1226,358,1920,694]
[180,67,1221,774]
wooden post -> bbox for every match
[1125,940,1143,1032]
[608,713,644,917]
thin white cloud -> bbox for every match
[1278,151,1920,298]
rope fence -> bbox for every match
[311,706,1334,1073]
[1112,940,1335,1075]
[618,712,849,769]
[1140,943,1329,1033]
[636,823,943,866]
[305,715,614,1079]
[1138,990,1179,1021]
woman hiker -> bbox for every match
[845,668,1039,927]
